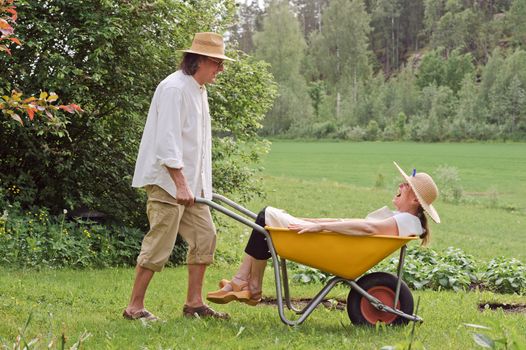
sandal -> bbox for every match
[219,279,230,288]
[122,309,159,321]
[242,291,262,306]
[206,280,251,304]
[183,304,230,320]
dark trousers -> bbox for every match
[244,207,272,260]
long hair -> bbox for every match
[179,52,204,75]
[417,206,430,246]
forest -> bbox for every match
[231,0,526,141]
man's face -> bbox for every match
[198,56,224,84]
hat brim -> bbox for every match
[393,161,441,223]
[178,49,236,61]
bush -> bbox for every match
[292,246,494,293]
[482,257,526,294]
[434,165,464,203]
[0,192,186,268]
[379,246,476,291]
[0,1,276,229]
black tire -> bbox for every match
[346,272,414,326]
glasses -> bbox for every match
[207,57,224,68]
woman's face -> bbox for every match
[392,182,418,212]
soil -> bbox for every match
[478,302,526,313]
[259,297,347,311]
[260,298,526,314]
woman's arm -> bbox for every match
[297,218,343,223]
[288,217,399,236]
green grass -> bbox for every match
[2,141,526,349]
[1,267,525,349]
[262,141,526,212]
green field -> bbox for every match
[261,141,526,212]
[1,141,526,349]
[238,141,526,261]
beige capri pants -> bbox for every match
[137,185,217,272]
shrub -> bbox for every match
[0,0,276,229]
[290,262,330,284]
[434,165,464,203]
[482,257,526,294]
[292,246,486,293]
[0,193,186,268]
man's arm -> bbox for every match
[167,167,194,206]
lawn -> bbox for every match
[1,141,526,349]
[1,267,525,349]
[262,141,526,212]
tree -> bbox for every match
[367,0,405,74]
[229,0,263,53]
[253,0,312,134]
[1,0,81,127]
[0,0,277,227]
[417,49,474,94]
[289,0,329,39]
[508,0,526,47]
[309,0,372,118]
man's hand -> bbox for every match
[288,222,323,234]
[167,167,195,206]
[176,184,195,206]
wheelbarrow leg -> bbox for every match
[394,245,407,308]
[280,258,303,313]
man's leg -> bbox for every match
[124,186,183,319]
[126,265,155,313]
[185,264,207,307]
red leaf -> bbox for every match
[59,105,74,113]
[23,96,36,103]
[26,107,35,120]
[0,19,14,35]
[8,37,20,45]
[70,103,83,112]
[6,8,17,21]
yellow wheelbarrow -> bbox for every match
[196,194,422,326]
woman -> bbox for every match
[207,162,441,306]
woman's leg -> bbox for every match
[218,207,271,292]
[207,208,270,303]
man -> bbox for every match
[123,32,234,321]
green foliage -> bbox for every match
[379,246,477,292]
[464,321,526,350]
[290,262,330,284]
[417,49,474,94]
[209,51,277,202]
[509,0,526,47]
[434,164,463,203]
[483,258,526,294]
[253,0,312,134]
[0,191,186,268]
[291,243,525,295]
[0,0,276,226]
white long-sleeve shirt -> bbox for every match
[132,70,213,200]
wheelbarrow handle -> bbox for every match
[195,194,267,237]
[195,193,319,326]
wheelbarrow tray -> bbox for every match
[267,227,417,280]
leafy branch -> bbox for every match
[0,0,82,127]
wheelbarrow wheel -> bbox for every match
[347,272,414,326]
